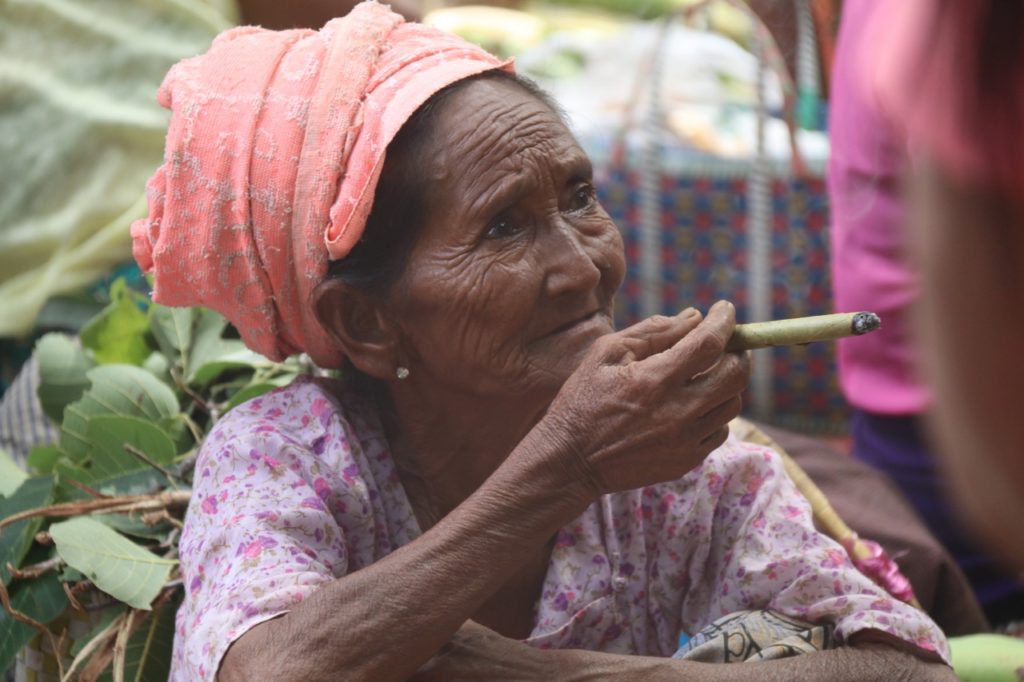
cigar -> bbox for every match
[725,312,881,352]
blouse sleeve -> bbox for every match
[170,410,351,681]
[674,438,951,663]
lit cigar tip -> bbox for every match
[852,312,881,335]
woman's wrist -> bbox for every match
[509,411,604,516]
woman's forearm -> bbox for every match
[415,624,953,682]
[219,420,592,682]
[559,644,954,682]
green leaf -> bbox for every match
[188,340,271,386]
[0,476,55,585]
[0,572,68,675]
[60,365,180,463]
[35,333,96,422]
[74,415,176,484]
[225,382,278,410]
[149,306,195,373]
[161,416,197,455]
[94,514,173,541]
[0,447,27,497]
[185,309,228,382]
[55,465,169,501]
[141,351,171,383]
[49,518,176,610]
[26,445,63,475]
[80,279,152,366]
[60,565,85,583]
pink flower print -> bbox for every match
[242,540,263,558]
[300,496,325,511]
[312,436,327,455]
[739,473,766,506]
[820,548,847,569]
[553,591,575,611]
[313,477,331,501]
[342,463,360,483]
[871,598,894,612]
[310,398,332,427]
[782,505,803,520]
[241,535,279,559]
[554,530,577,549]
[601,623,623,642]
[201,496,218,514]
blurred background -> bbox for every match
[0,0,841,433]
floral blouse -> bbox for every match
[170,376,949,679]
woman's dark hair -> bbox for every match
[325,69,563,297]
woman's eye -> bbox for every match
[484,218,520,240]
[570,184,596,211]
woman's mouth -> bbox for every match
[543,310,606,338]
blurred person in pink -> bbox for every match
[829,0,1023,624]
[865,0,1024,574]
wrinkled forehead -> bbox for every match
[421,79,589,204]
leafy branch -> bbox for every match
[0,278,302,680]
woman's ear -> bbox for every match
[313,278,400,381]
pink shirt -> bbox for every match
[170,377,948,679]
[827,0,929,414]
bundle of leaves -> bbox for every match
[0,280,304,681]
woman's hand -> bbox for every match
[539,300,750,496]
[411,621,574,682]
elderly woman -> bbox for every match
[133,3,953,680]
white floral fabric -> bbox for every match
[171,376,949,679]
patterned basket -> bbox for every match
[591,0,845,434]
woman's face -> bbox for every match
[387,77,625,402]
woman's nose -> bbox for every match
[542,221,603,298]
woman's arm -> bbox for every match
[413,621,955,682]
[217,418,590,682]
[219,305,748,681]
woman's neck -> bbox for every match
[383,384,558,639]
[383,383,551,529]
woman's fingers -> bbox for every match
[697,395,744,435]
[610,307,703,362]
[692,350,751,400]
[645,300,737,379]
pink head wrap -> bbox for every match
[132,2,510,368]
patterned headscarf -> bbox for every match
[131,2,510,368]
